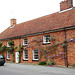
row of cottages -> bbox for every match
[0,0,75,67]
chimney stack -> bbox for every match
[11,18,16,26]
[60,0,73,11]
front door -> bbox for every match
[15,52,19,63]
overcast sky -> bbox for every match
[0,0,75,33]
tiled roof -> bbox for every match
[0,7,75,40]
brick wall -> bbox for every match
[0,29,75,66]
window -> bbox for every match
[7,51,10,59]
[0,55,4,59]
[23,38,28,45]
[33,49,38,60]
[7,42,10,47]
[23,50,28,60]
[43,35,50,44]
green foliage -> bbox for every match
[12,53,14,57]
[63,44,67,48]
[18,44,23,53]
[0,47,3,53]
[72,64,75,67]
[0,42,2,47]
[6,47,11,52]
[8,40,14,46]
[6,40,16,54]
[47,60,55,66]
[12,59,15,63]
[18,44,23,63]
[2,45,7,50]
[38,61,46,65]
[0,45,7,53]
[10,46,14,52]
[15,46,18,49]
[6,46,14,53]
[12,53,15,63]
[19,54,21,63]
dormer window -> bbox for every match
[43,35,50,44]
[23,38,28,46]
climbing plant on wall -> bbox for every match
[18,43,23,63]
[0,42,7,54]
[28,36,65,62]
[7,40,17,62]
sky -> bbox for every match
[0,0,75,33]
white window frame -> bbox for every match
[23,50,28,60]
[23,38,28,46]
[43,35,50,44]
[7,42,10,47]
[7,51,10,59]
[33,49,38,60]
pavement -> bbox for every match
[0,63,75,75]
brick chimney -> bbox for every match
[11,18,16,26]
[60,0,73,11]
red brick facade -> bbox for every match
[0,0,75,66]
[0,28,75,66]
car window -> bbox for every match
[0,55,4,58]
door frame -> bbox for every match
[15,51,19,63]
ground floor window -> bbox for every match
[7,51,10,59]
[23,50,28,60]
[33,49,38,60]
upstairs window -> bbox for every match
[43,35,50,44]
[23,50,28,60]
[23,38,28,46]
[7,42,10,47]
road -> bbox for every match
[0,63,75,75]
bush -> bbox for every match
[8,40,14,46]
[19,54,21,63]
[47,60,55,66]
[38,61,46,65]
[0,42,2,47]
[72,64,75,67]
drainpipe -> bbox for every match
[64,28,68,67]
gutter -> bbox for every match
[0,26,75,41]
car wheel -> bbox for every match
[1,63,4,66]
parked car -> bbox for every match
[0,55,5,66]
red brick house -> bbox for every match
[0,0,75,67]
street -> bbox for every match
[0,63,75,75]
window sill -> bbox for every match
[42,42,51,45]
[23,59,28,61]
[32,60,39,61]
[23,44,28,46]
[6,59,10,61]
[7,46,10,47]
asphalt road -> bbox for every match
[0,63,75,75]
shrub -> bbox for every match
[19,54,21,63]
[0,42,2,47]
[47,60,55,66]
[72,64,75,67]
[8,40,14,46]
[38,61,46,65]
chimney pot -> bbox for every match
[60,0,73,11]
